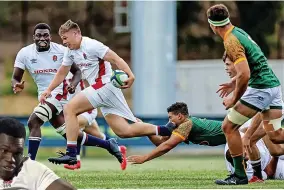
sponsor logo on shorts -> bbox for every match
[34,69,57,74]
[257,96,264,101]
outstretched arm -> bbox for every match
[127,135,183,164]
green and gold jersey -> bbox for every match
[224,26,280,89]
[172,117,226,146]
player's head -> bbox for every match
[58,20,82,50]
[33,23,51,52]
[0,118,26,181]
[167,102,189,126]
[207,4,231,35]
[223,51,237,78]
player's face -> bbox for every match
[33,29,51,51]
[0,134,24,181]
[61,30,80,50]
[224,57,237,78]
[168,112,184,126]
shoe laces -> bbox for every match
[56,150,66,157]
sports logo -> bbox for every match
[53,55,57,62]
[83,53,87,59]
[30,59,37,64]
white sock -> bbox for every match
[76,155,81,161]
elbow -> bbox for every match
[238,72,250,83]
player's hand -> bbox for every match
[13,81,25,94]
[127,155,147,164]
[39,90,51,104]
[121,75,135,89]
[223,97,235,110]
[242,135,252,154]
[216,82,235,98]
[67,84,75,94]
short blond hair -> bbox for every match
[58,20,81,36]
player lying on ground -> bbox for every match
[127,102,284,182]
[12,23,127,168]
[0,117,76,190]
[226,129,284,181]
[39,20,176,165]
[207,4,283,185]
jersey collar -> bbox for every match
[224,25,235,41]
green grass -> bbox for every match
[37,156,284,189]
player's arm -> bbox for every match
[46,179,76,190]
[12,49,26,93]
[128,121,192,164]
[68,63,82,92]
[47,65,71,92]
[264,157,279,179]
[225,36,250,104]
[103,49,135,80]
[46,48,73,92]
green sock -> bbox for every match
[233,155,247,178]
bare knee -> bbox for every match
[27,114,42,131]
[222,123,238,134]
[63,104,76,116]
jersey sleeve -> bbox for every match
[224,34,246,65]
[172,120,192,141]
[31,161,60,190]
[89,39,110,59]
[62,48,73,66]
[14,48,26,70]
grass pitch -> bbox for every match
[39,156,284,189]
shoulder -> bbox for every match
[17,44,35,56]
[50,42,67,53]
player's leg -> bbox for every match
[262,86,284,143]
[243,115,265,182]
[27,101,59,160]
[216,102,258,185]
[48,91,125,166]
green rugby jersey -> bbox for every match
[224,26,280,89]
[172,117,226,146]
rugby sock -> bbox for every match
[101,133,110,140]
[83,134,111,150]
[28,137,41,160]
[251,159,262,179]
[66,141,77,157]
[157,126,172,136]
[232,155,247,178]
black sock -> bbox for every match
[251,159,262,179]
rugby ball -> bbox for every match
[111,70,128,88]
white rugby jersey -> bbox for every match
[62,36,112,88]
[0,158,59,190]
[225,132,271,180]
[274,156,284,180]
[14,42,66,100]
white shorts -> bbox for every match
[44,92,68,115]
[240,86,283,111]
[82,82,137,122]
[79,109,98,126]
[274,159,284,180]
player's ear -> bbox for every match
[33,34,35,41]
